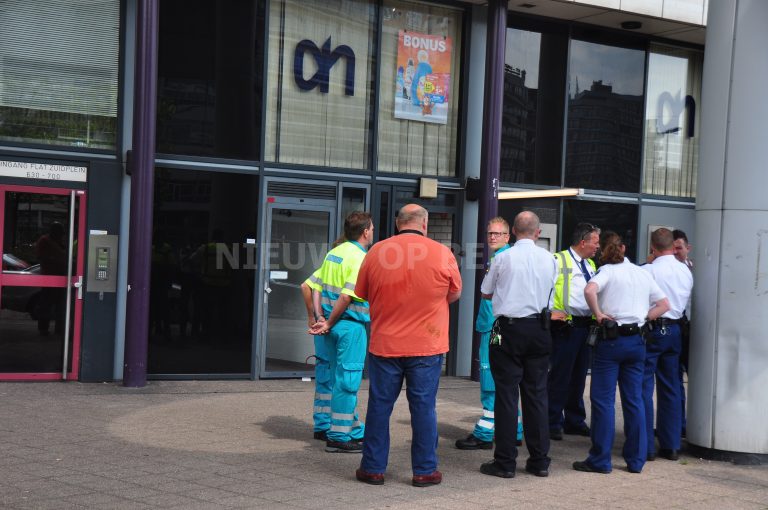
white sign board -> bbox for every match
[0,160,87,183]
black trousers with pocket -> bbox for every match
[490,317,552,472]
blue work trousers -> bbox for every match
[643,324,682,454]
[586,334,646,473]
[360,353,443,476]
[680,329,689,435]
[473,331,522,442]
[326,320,367,442]
[313,335,331,433]
[548,324,590,432]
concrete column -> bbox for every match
[689,0,768,459]
[455,5,487,377]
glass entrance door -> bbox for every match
[0,185,86,380]
[260,204,334,377]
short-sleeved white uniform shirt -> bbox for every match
[643,254,693,320]
[481,239,557,318]
[589,258,666,326]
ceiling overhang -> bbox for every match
[463,0,706,45]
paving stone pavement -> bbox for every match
[0,377,766,509]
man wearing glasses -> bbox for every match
[455,217,523,450]
[548,223,600,441]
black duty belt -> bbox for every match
[618,323,641,336]
[570,316,594,328]
[500,313,541,324]
[656,318,683,326]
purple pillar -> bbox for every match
[124,0,159,387]
[472,0,507,381]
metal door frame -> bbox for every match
[254,177,338,379]
[0,184,87,381]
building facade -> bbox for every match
[0,0,705,379]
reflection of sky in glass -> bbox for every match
[568,40,644,97]
[505,28,541,88]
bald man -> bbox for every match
[354,204,462,487]
[479,211,557,479]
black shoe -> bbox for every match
[480,460,515,478]
[563,425,591,437]
[647,452,657,461]
[549,429,563,441]
[524,465,549,477]
[658,448,679,461]
[455,434,493,450]
[351,437,364,444]
[572,461,610,474]
[325,440,363,453]
[313,430,328,441]
[627,466,642,474]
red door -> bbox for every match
[0,185,86,380]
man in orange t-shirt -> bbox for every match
[354,204,462,488]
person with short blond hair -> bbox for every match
[455,216,523,451]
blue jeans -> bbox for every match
[360,353,443,476]
[586,334,646,473]
[548,324,590,431]
[643,324,682,454]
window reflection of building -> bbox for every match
[566,79,643,193]
[501,26,567,186]
[500,66,537,183]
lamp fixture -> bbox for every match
[498,188,583,200]
[621,20,642,30]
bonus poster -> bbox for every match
[394,30,452,125]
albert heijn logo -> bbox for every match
[293,37,355,96]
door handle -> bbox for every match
[73,275,83,300]
[264,284,272,295]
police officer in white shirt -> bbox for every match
[642,228,693,461]
[479,211,557,479]
[574,232,670,475]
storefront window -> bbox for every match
[265,0,375,169]
[157,0,265,160]
[377,1,463,176]
[149,168,258,375]
[563,199,639,262]
[642,44,702,198]
[565,38,645,193]
[501,26,568,185]
[0,0,119,150]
